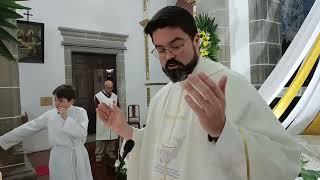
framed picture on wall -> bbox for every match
[17,20,44,63]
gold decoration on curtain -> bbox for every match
[143,0,149,11]
[273,34,320,119]
[186,0,196,6]
[140,0,150,81]
[141,0,150,105]
[144,34,150,80]
[140,19,150,80]
[239,128,250,180]
[303,112,320,135]
[146,87,151,106]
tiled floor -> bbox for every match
[27,142,117,180]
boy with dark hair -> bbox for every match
[52,84,76,101]
[0,84,93,180]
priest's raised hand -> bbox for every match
[183,72,228,139]
[96,101,133,140]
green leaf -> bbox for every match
[301,168,320,180]
[302,159,310,166]
[0,40,15,61]
[0,27,18,43]
[0,1,31,10]
[0,20,17,29]
[0,7,24,19]
[0,0,29,62]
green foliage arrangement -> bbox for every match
[0,0,30,61]
[195,13,219,61]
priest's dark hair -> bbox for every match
[144,6,198,40]
[52,84,76,101]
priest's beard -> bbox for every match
[162,47,199,83]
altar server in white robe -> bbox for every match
[0,84,93,180]
[97,6,301,180]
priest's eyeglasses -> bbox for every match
[151,43,185,59]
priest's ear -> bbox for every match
[193,33,201,52]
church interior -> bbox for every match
[0,0,320,179]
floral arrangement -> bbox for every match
[114,139,134,180]
[195,13,220,61]
[115,158,127,180]
[298,154,320,180]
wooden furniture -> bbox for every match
[127,105,140,129]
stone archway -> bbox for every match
[58,27,128,115]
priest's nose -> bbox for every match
[164,51,175,61]
[161,53,176,67]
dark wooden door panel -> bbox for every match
[72,53,117,135]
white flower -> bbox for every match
[302,153,320,171]
[114,159,121,168]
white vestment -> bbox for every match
[95,91,118,140]
[0,106,93,180]
[126,58,301,180]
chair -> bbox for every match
[127,104,140,129]
[117,105,141,159]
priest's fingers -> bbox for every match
[198,73,226,103]
[185,95,207,120]
[98,103,111,115]
[97,109,114,128]
[188,74,220,106]
[109,105,118,122]
[96,108,109,123]
[185,74,219,110]
[112,101,119,111]
[218,76,227,95]
[184,80,212,112]
[101,102,113,110]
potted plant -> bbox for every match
[0,0,30,61]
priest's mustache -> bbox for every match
[165,59,185,70]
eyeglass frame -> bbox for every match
[151,38,188,59]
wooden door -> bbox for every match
[72,53,116,134]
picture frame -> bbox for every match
[17,20,44,63]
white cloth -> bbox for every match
[95,91,118,140]
[125,58,301,180]
[0,106,93,180]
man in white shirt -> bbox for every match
[95,80,118,162]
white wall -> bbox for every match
[17,0,169,152]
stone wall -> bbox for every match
[196,0,230,67]
[249,0,282,88]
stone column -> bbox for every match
[0,29,36,179]
[249,0,282,89]
[197,0,282,86]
